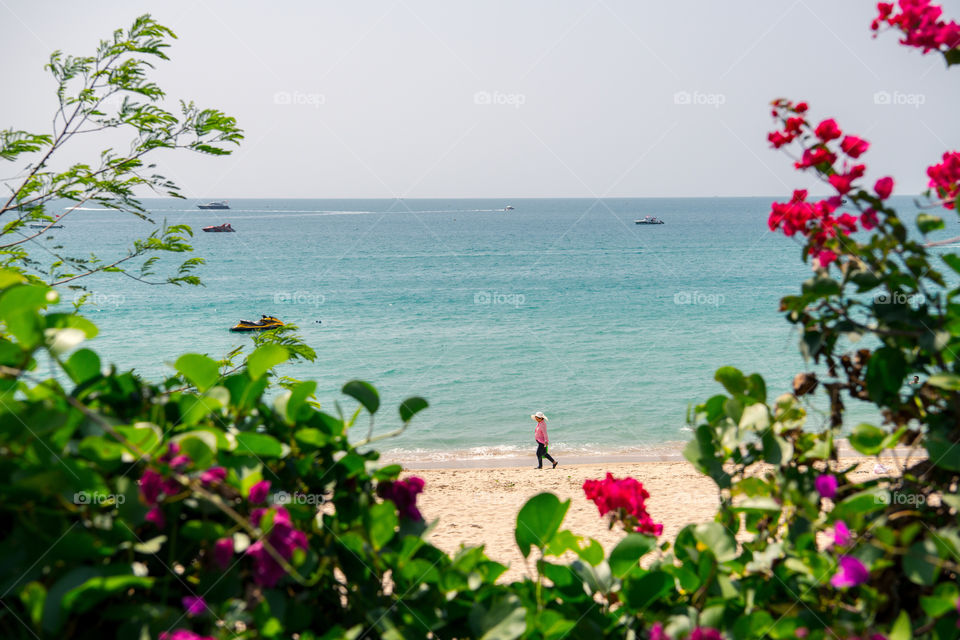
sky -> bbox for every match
[2,0,959,199]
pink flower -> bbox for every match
[377,477,426,522]
[146,506,166,529]
[649,622,671,640]
[815,474,838,499]
[213,537,234,570]
[200,466,227,486]
[927,151,960,209]
[873,0,960,53]
[182,595,207,616]
[861,208,879,230]
[795,146,837,169]
[832,520,852,546]
[169,455,191,470]
[690,629,723,640]
[139,469,164,505]
[159,631,215,640]
[816,249,838,268]
[248,480,271,504]
[815,118,843,141]
[245,506,308,587]
[875,176,894,199]
[583,473,662,536]
[831,555,869,588]
[840,135,870,158]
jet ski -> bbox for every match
[229,315,284,332]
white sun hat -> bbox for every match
[531,411,547,421]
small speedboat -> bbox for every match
[198,201,230,210]
[635,215,665,225]
[202,223,235,232]
[29,223,64,229]
[504,205,515,211]
[229,315,284,332]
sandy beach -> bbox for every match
[402,453,910,583]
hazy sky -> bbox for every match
[2,1,959,198]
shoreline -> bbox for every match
[384,440,920,470]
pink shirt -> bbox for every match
[534,420,548,444]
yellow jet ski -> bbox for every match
[229,315,284,332]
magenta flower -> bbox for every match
[815,474,838,499]
[831,555,869,588]
[245,506,308,587]
[649,622,670,640]
[249,480,271,504]
[212,537,234,570]
[832,521,851,547]
[145,506,165,529]
[159,631,215,640]
[377,477,425,522]
[250,507,267,527]
[169,455,191,470]
[875,176,894,200]
[690,628,723,640]
[139,468,163,505]
[199,466,226,486]
[182,595,207,616]
[582,473,662,535]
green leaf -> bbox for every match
[175,433,216,468]
[247,344,289,380]
[515,493,570,558]
[112,422,162,457]
[889,610,911,640]
[621,570,673,610]
[714,366,746,394]
[917,213,944,234]
[904,539,940,586]
[692,522,737,562]
[64,348,101,384]
[366,501,397,551]
[468,594,526,640]
[175,353,220,391]
[608,533,656,578]
[294,427,328,450]
[864,347,906,403]
[342,380,380,414]
[19,581,46,629]
[927,374,960,391]
[946,47,960,66]
[399,396,429,422]
[926,435,960,471]
[849,423,887,456]
[285,380,317,422]
[62,573,154,614]
[235,432,284,458]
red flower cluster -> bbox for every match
[582,473,662,536]
[377,477,425,521]
[767,101,894,268]
[872,1,960,53]
[927,151,960,208]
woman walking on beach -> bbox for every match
[532,411,558,469]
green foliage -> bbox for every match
[0,14,243,290]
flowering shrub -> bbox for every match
[583,473,663,535]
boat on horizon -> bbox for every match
[198,201,230,210]
[504,205,515,211]
[202,223,235,232]
[635,215,665,225]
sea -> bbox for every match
[39,196,939,464]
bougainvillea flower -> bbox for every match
[377,477,426,521]
[245,506,308,588]
[927,151,960,208]
[212,537,234,570]
[146,506,166,529]
[831,555,869,588]
[159,631,215,640]
[875,176,894,199]
[690,629,724,640]
[199,466,227,486]
[840,135,870,158]
[139,468,164,505]
[815,118,843,141]
[832,520,852,546]
[182,595,208,616]
[815,474,838,499]
[248,480,271,504]
[583,473,663,536]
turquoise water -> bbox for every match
[44,197,920,461]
